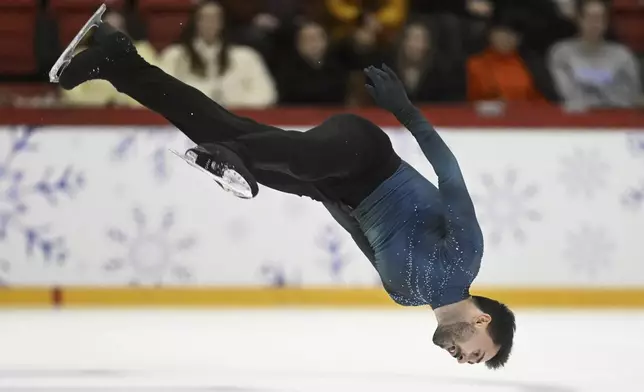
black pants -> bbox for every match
[98,38,400,207]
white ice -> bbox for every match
[0,309,640,391]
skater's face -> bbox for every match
[197,2,224,43]
[432,316,499,365]
[402,24,431,63]
[578,1,607,42]
[297,23,328,63]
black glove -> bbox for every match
[364,64,412,116]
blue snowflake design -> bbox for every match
[110,128,193,181]
[627,132,644,159]
[0,127,84,265]
[562,224,615,277]
[260,262,301,287]
[623,133,644,211]
[473,169,541,245]
[622,181,644,211]
[316,225,350,281]
[0,258,9,286]
[557,148,609,199]
[104,207,196,285]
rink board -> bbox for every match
[0,125,643,307]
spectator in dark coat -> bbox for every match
[277,21,349,105]
[388,20,466,103]
[410,0,577,55]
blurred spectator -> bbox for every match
[389,20,465,103]
[487,0,576,54]
[548,0,643,109]
[216,0,326,70]
[160,0,277,109]
[217,0,280,59]
[410,0,576,55]
[467,18,558,102]
[276,22,348,105]
[552,0,577,20]
[336,11,388,71]
[60,10,159,107]
[325,0,408,43]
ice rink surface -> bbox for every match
[0,309,641,391]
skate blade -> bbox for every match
[169,149,253,199]
[49,3,107,83]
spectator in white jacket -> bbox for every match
[548,0,643,109]
[160,0,277,109]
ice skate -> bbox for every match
[49,3,107,83]
[170,144,258,199]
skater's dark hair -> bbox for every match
[471,295,516,370]
[179,0,231,77]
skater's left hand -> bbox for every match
[364,64,412,115]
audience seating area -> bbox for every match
[611,0,644,52]
[2,0,643,79]
[138,0,193,51]
[0,0,39,76]
[0,0,643,107]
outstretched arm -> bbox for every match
[364,65,476,217]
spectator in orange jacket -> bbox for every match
[467,18,558,102]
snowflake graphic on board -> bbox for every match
[104,207,196,285]
[316,225,351,281]
[0,259,10,286]
[473,169,541,245]
[562,224,615,277]
[621,181,644,212]
[0,127,85,265]
[627,132,644,160]
[260,262,301,287]
[557,148,609,199]
[622,133,644,212]
[110,128,192,181]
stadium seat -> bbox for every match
[612,12,644,53]
[612,0,644,11]
[0,0,38,75]
[138,0,195,51]
[139,0,196,9]
[49,0,124,46]
[611,0,644,53]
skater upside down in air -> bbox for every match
[52,2,516,369]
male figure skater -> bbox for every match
[51,4,515,368]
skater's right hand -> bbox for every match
[364,64,412,116]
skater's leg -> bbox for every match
[232,114,397,182]
[192,113,399,203]
[56,19,396,202]
[60,23,280,145]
